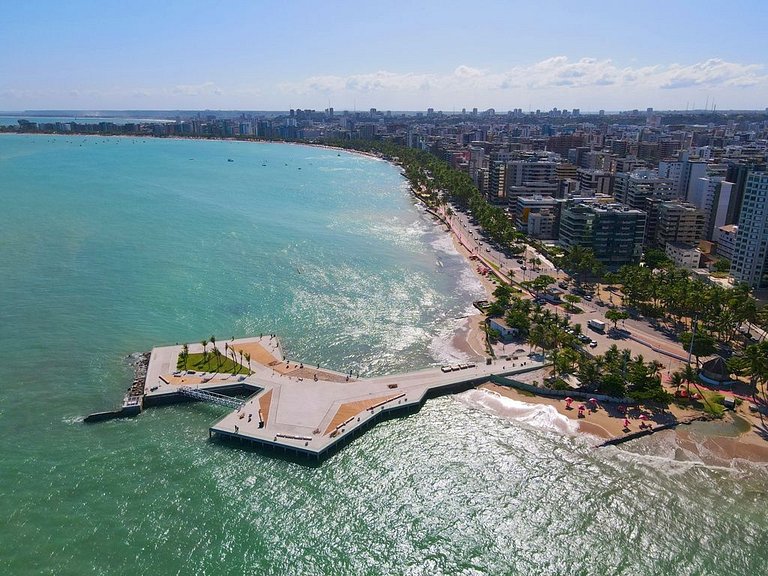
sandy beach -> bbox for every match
[476,373,768,463]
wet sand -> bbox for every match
[479,375,768,463]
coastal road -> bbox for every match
[445,205,558,283]
[442,203,689,369]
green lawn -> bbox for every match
[177,352,249,375]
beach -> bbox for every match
[422,194,768,463]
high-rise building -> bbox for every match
[613,169,675,211]
[731,172,768,288]
[559,203,646,270]
[725,162,767,226]
[515,195,561,239]
[689,176,735,240]
[716,225,738,261]
[654,202,706,248]
[658,154,707,200]
[488,161,506,203]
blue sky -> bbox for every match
[1,0,766,111]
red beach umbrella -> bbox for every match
[639,414,649,421]
[623,419,630,428]
[565,397,574,406]
[589,397,598,404]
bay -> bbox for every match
[0,134,766,576]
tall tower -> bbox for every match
[731,172,768,288]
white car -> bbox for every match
[589,340,598,348]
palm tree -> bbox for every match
[742,342,768,401]
[528,324,546,355]
[230,347,238,373]
[212,346,221,371]
[244,352,251,374]
[681,363,699,397]
[180,343,189,369]
[210,335,216,353]
[669,371,684,393]
[201,340,208,362]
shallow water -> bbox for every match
[1,135,767,575]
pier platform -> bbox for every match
[138,336,545,460]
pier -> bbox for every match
[94,335,545,460]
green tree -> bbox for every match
[680,330,716,366]
[601,373,627,398]
[712,258,731,274]
[531,275,556,293]
[561,246,604,286]
[642,248,672,269]
[179,343,189,368]
[605,309,629,329]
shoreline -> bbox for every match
[477,374,768,464]
[13,131,767,464]
[9,131,487,365]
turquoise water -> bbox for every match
[1,135,767,575]
[0,116,174,126]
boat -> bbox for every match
[227,158,234,162]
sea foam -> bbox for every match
[457,389,580,436]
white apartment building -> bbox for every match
[731,172,768,288]
[716,225,738,261]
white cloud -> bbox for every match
[2,58,765,110]
[278,57,767,108]
[658,59,763,89]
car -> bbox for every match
[579,335,591,343]
[485,247,491,252]
[583,294,593,301]
[589,340,598,348]
[520,265,527,270]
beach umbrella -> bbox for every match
[589,397,598,404]
[623,419,630,429]
[639,414,648,421]
[565,397,574,407]
[578,404,586,412]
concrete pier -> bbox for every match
[136,336,545,459]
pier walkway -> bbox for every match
[179,386,246,409]
[141,336,546,460]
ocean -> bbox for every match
[0,134,766,575]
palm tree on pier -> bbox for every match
[229,346,238,373]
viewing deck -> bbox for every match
[139,336,545,460]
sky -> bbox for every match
[1,0,767,112]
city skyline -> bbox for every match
[1,0,767,112]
